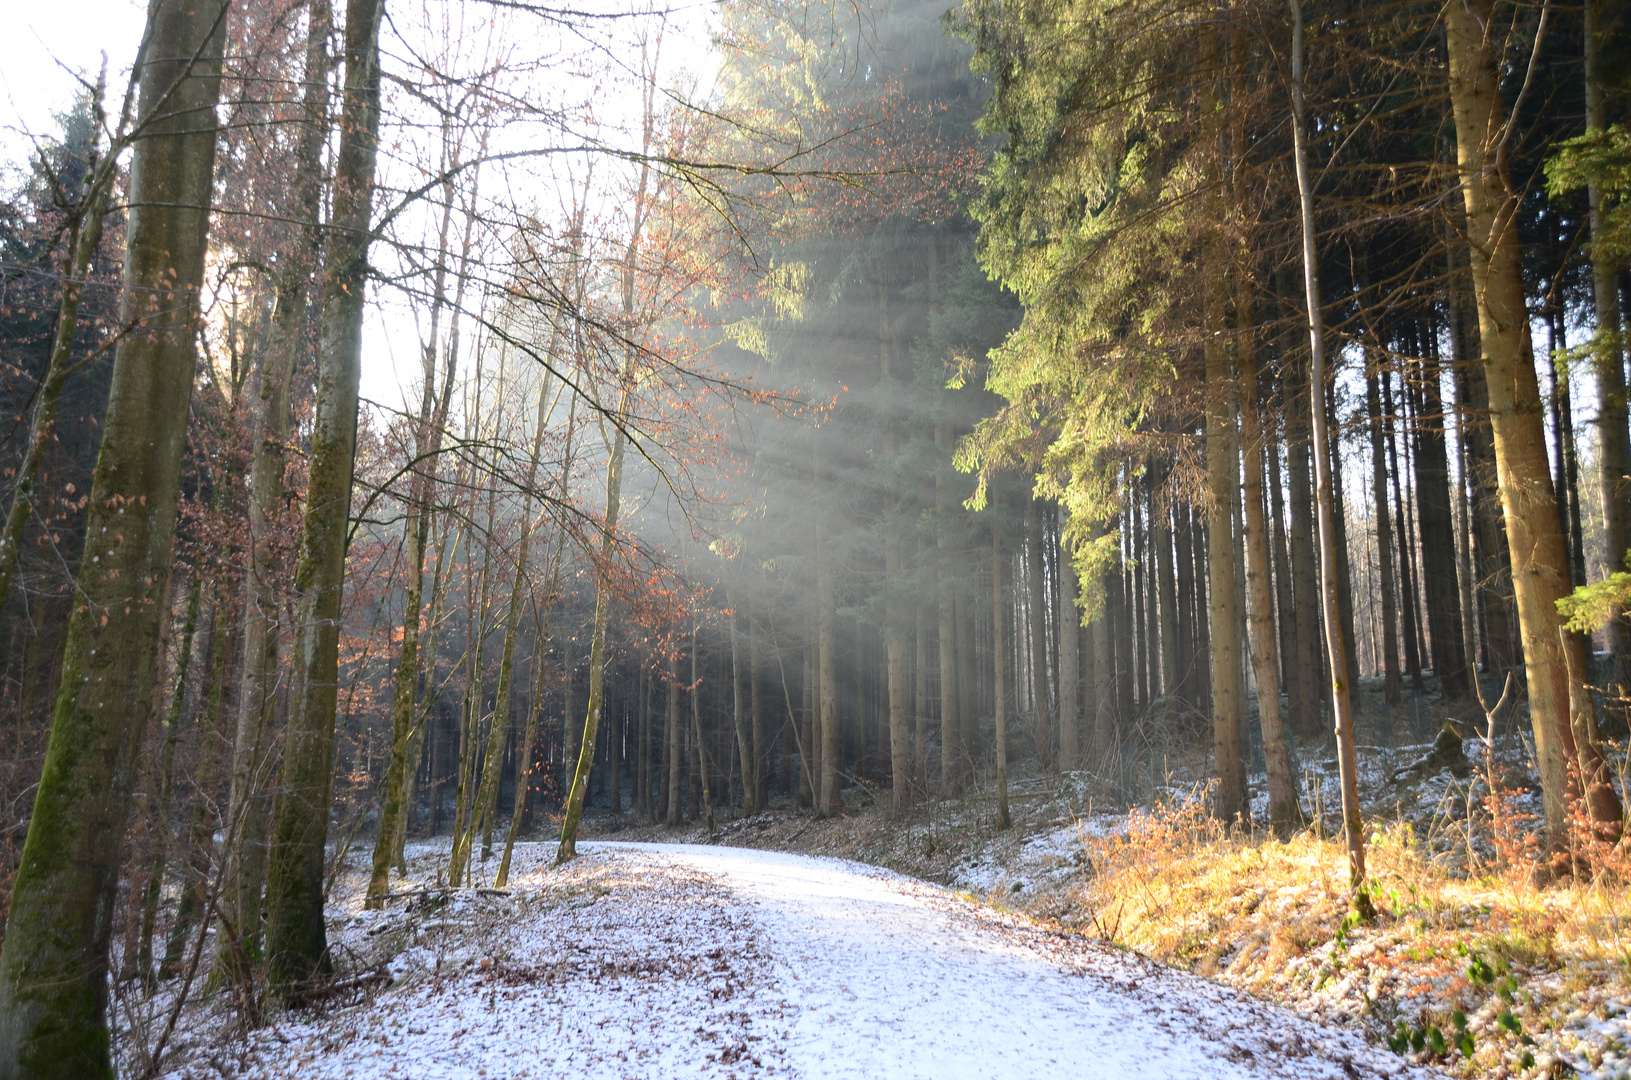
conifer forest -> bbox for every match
[3,0,1631,1075]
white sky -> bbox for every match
[0,0,150,164]
[0,0,720,415]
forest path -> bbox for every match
[223,841,1441,1079]
[589,842,1434,1080]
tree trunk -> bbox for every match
[1202,120,1246,819]
[1025,498,1053,770]
[689,629,715,835]
[1385,367,1425,690]
[638,664,653,820]
[992,521,1011,829]
[665,652,682,825]
[1153,480,1181,726]
[1057,509,1081,771]
[913,604,928,792]
[217,0,331,971]
[0,0,227,1067]
[262,0,382,997]
[1585,0,1631,685]
[955,585,978,782]
[818,551,839,816]
[1445,0,1620,841]
[1190,508,1213,714]
[1366,363,1403,708]
[476,377,553,860]
[1291,0,1368,910]
[1413,327,1470,699]
[729,602,757,813]
[556,405,634,859]
[1238,277,1301,831]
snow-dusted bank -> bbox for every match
[200,842,1440,1079]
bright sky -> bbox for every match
[0,0,150,164]
[0,0,720,416]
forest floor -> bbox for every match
[129,678,1631,1079]
[143,840,1442,1079]
[573,677,1631,1080]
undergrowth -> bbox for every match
[1070,784,1631,1079]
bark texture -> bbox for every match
[262,0,383,996]
[0,0,226,1069]
[1445,0,1616,840]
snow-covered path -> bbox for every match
[207,842,1440,1080]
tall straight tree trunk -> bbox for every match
[136,573,204,985]
[913,604,929,792]
[476,376,553,860]
[1366,364,1403,708]
[992,521,1011,830]
[1173,504,1196,712]
[0,0,227,1068]
[1466,360,1519,674]
[935,420,961,793]
[496,588,559,887]
[638,664,653,820]
[955,586,978,780]
[1202,99,1246,819]
[1445,0,1621,841]
[263,0,383,996]
[1413,327,1470,699]
[1153,481,1181,725]
[1024,498,1054,770]
[750,618,766,805]
[1205,395,1246,822]
[1136,514,1154,718]
[1267,434,1297,699]
[395,507,460,871]
[665,652,682,825]
[1384,366,1425,690]
[801,645,817,806]
[1191,508,1213,713]
[1238,273,1301,830]
[1328,392,1361,693]
[818,551,840,815]
[689,629,715,834]
[1585,0,1631,679]
[885,596,909,812]
[1057,509,1081,771]
[1285,408,1323,738]
[936,591,959,793]
[216,0,332,975]
[1290,0,1369,911]
[1547,315,1587,587]
[729,602,757,813]
[556,400,635,859]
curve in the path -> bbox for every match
[588,842,1435,1080]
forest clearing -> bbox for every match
[3,0,1631,1075]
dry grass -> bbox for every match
[1069,795,1631,1078]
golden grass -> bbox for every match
[1072,801,1631,1077]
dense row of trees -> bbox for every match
[0,0,1627,1071]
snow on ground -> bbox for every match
[180,841,1444,1079]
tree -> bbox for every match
[1445,0,1622,848]
[1287,0,1369,915]
[262,0,384,997]
[0,0,229,1069]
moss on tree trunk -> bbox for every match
[0,0,227,1071]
